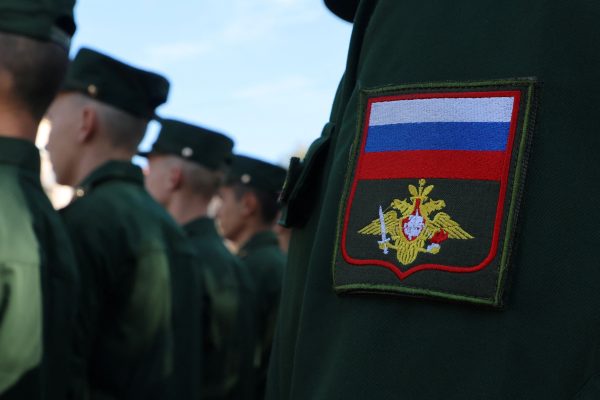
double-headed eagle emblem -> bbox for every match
[358,179,474,265]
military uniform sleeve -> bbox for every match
[60,205,113,398]
[0,260,43,394]
[68,199,178,396]
[0,179,43,394]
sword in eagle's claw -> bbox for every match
[377,205,391,254]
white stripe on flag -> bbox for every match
[369,97,515,126]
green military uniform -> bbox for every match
[268,0,600,399]
[227,156,286,400]
[0,2,78,398]
[238,229,286,394]
[185,218,256,400]
[60,50,203,400]
[142,119,257,400]
[0,139,79,400]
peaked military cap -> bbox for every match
[0,0,76,48]
[227,155,286,195]
[139,119,234,170]
[324,0,359,22]
[62,47,170,119]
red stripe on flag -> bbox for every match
[356,150,506,181]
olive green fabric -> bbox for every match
[167,243,204,400]
[227,155,286,195]
[238,230,285,400]
[0,164,42,396]
[62,48,170,119]
[0,0,76,48]
[267,0,600,399]
[184,217,257,400]
[60,160,202,400]
[0,137,79,399]
[139,119,233,170]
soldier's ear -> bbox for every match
[240,190,259,218]
[168,162,183,191]
[78,103,97,143]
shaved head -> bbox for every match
[92,99,149,153]
[0,32,68,120]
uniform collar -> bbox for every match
[239,229,279,258]
[183,216,219,238]
[75,160,143,196]
[0,137,40,172]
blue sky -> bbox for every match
[70,0,352,166]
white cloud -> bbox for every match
[145,0,321,60]
[220,0,320,44]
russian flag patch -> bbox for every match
[333,79,538,307]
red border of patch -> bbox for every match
[340,90,522,280]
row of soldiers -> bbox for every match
[6,0,598,399]
[0,1,288,399]
[6,0,600,399]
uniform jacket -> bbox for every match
[239,230,285,400]
[61,160,202,400]
[0,137,79,400]
[268,1,600,399]
[184,217,256,400]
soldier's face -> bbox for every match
[145,154,173,205]
[46,93,83,186]
[216,185,245,242]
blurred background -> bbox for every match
[37,0,353,208]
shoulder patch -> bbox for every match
[332,79,538,307]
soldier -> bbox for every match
[142,118,257,400]
[45,48,203,400]
[217,155,286,400]
[267,0,600,399]
[0,1,79,398]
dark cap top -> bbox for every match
[324,0,359,22]
[139,119,234,170]
[227,155,286,194]
[0,0,76,48]
[62,47,170,119]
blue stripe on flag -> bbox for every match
[365,122,511,152]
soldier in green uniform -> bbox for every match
[0,1,79,398]
[267,0,600,399]
[142,119,257,400]
[217,155,286,400]
[45,48,203,400]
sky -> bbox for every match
[70,0,353,166]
